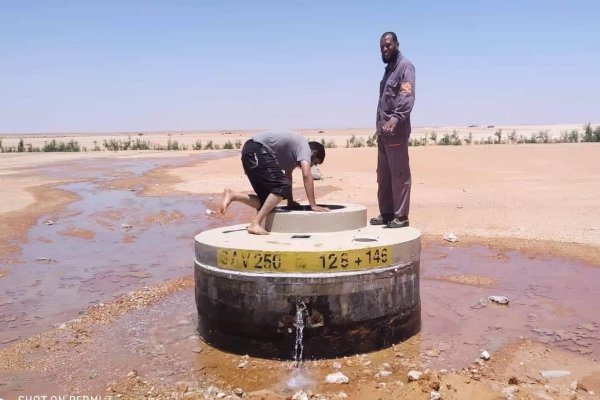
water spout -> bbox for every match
[293,301,307,365]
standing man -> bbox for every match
[220,129,329,235]
[370,31,416,228]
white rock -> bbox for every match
[325,372,349,384]
[206,209,213,215]
[237,360,248,369]
[431,391,441,400]
[503,385,519,400]
[541,370,571,379]
[332,361,342,369]
[480,350,491,360]
[311,166,323,180]
[443,232,458,242]
[407,370,423,382]
[335,392,348,399]
[489,295,510,305]
[376,370,392,378]
[292,390,309,400]
[570,381,578,391]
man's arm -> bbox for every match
[382,63,416,134]
[299,160,328,212]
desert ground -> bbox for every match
[0,125,599,399]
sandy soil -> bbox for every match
[0,129,599,399]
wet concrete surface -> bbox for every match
[1,153,599,397]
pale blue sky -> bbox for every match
[1,1,599,133]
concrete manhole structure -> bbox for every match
[194,203,421,359]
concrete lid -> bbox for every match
[263,203,367,233]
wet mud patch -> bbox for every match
[58,227,96,240]
[419,243,600,369]
[0,184,80,265]
[430,274,499,287]
[142,209,186,227]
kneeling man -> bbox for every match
[221,130,329,235]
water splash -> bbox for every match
[293,301,307,365]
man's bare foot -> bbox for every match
[247,222,269,235]
[220,188,233,214]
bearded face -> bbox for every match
[380,35,399,64]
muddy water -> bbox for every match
[419,244,600,367]
[0,153,229,346]
[3,241,599,397]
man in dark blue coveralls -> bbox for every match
[370,31,416,228]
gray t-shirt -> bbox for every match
[252,130,312,172]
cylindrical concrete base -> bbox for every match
[194,203,421,359]
[195,261,420,359]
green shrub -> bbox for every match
[429,132,437,145]
[569,129,580,142]
[536,130,551,143]
[346,134,365,148]
[593,126,600,142]
[439,133,451,145]
[464,132,473,145]
[166,139,180,150]
[366,135,376,147]
[320,138,337,148]
[42,139,80,152]
[131,138,151,150]
[450,131,462,145]
[494,129,503,144]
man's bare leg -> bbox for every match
[220,188,260,213]
[247,193,283,235]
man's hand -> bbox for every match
[382,116,398,135]
[310,204,330,212]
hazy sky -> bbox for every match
[1,1,599,133]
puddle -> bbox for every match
[0,153,230,346]
[419,244,600,368]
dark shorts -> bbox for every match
[241,139,291,206]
